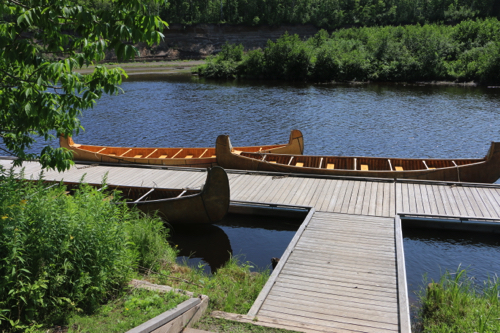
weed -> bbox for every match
[417,267,500,332]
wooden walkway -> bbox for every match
[247,212,401,333]
[3,159,500,332]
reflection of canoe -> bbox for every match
[117,166,230,224]
[171,224,232,273]
[59,130,304,168]
[216,135,500,183]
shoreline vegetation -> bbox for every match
[415,268,500,332]
[195,18,500,84]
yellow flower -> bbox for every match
[125,308,129,311]
[20,200,27,205]
[1,215,8,220]
[70,235,74,240]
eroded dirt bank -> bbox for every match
[105,24,320,61]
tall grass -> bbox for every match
[150,256,270,314]
[417,267,500,332]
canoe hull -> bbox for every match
[126,166,230,224]
[59,130,304,167]
[216,135,500,183]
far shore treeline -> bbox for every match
[196,18,500,84]
[88,0,499,29]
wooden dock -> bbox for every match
[2,159,500,332]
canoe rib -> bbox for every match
[127,166,230,224]
[59,130,303,167]
[216,135,500,183]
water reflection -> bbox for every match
[169,213,301,274]
[169,224,232,273]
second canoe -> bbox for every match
[215,134,500,183]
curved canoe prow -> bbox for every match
[478,141,500,183]
[200,166,230,223]
[59,134,74,149]
[485,142,500,161]
[289,129,304,155]
[215,135,235,169]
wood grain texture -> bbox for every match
[252,212,401,332]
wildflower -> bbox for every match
[1,215,7,220]
[70,235,74,240]
[20,200,27,205]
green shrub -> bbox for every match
[238,49,265,79]
[197,42,244,78]
[124,211,177,272]
[0,171,176,331]
[262,32,313,81]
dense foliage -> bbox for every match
[0,170,176,331]
[0,0,167,171]
[63,0,500,29]
[197,18,500,84]
[117,0,500,28]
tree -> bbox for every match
[0,0,167,171]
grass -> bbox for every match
[193,316,301,333]
[38,288,189,333]
[145,257,270,314]
[415,267,500,333]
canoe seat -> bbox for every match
[185,155,193,159]
[159,155,168,159]
[361,164,369,171]
[269,161,277,163]
[108,154,116,156]
[428,167,436,170]
[134,155,143,158]
[211,155,216,158]
[395,166,403,171]
[296,162,304,167]
[326,163,335,169]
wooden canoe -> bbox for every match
[118,166,230,223]
[216,135,500,183]
[59,130,304,167]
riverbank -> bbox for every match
[77,60,204,76]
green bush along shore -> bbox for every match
[196,18,500,84]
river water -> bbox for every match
[19,74,500,311]
[73,74,500,163]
